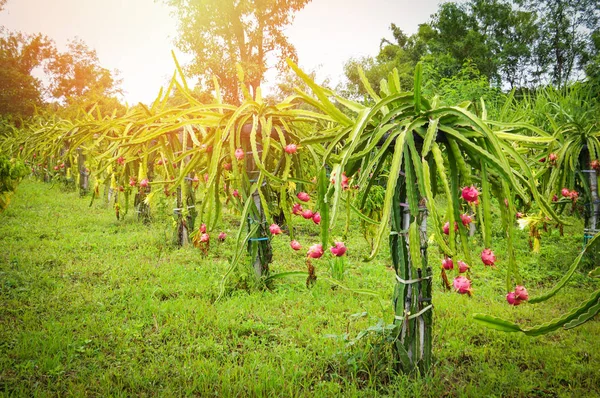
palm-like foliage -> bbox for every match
[288,59,589,372]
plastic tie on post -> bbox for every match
[173,205,195,211]
[248,237,269,242]
[389,230,409,236]
[394,304,433,321]
[395,274,432,285]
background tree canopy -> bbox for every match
[165,0,311,104]
[340,0,600,101]
[0,6,122,121]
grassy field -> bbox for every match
[1,179,599,397]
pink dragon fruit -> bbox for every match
[312,212,321,225]
[307,243,324,259]
[453,276,472,295]
[235,148,244,161]
[460,213,473,226]
[297,192,310,202]
[284,144,297,154]
[330,242,347,257]
[443,221,458,235]
[292,203,303,215]
[481,248,496,266]
[506,292,521,306]
[442,258,454,270]
[301,209,314,220]
[457,260,470,273]
[269,224,282,235]
[461,186,479,203]
[514,285,529,301]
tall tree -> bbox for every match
[165,0,311,103]
[469,0,539,88]
[45,38,122,109]
[0,29,53,119]
[517,0,600,88]
[340,24,429,100]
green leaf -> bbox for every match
[472,314,523,333]
[365,130,407,261]
[357,66,381,103]
[414,63,422,113]
[422,159,453,255]
[432,143,456,254]
[564,298,600,329]
[480,161,492,249]
[529,232,600,303]
[408,221,422,271]
[421,118,439,157]
[287,59,353,126]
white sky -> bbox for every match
[0,0,443,105]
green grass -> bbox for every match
[1,179,599,397]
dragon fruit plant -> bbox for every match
[288,59,564,373]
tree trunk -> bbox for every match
[174,129,196,246]
[241,126,271,279]
[78,149,89,196]
[589,170,598,232]
[390,171,432,374]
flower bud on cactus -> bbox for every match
[200,233,210,243]
[140,179,149,188]
[218,232,227,242]
[458,260,470,273]
[232,189,240,198]
[200,223,207,233]
[561,187,570,197]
